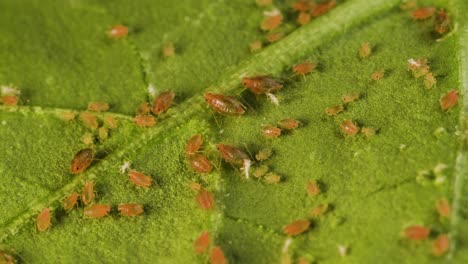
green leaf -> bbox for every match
[0,0,466,263]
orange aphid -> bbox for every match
[118,203,144,216]
[325,105,344,116]
[340,120,359,136]
[163,43,175,57]
[359,42,372,59]
[210,246,227,264]
[189,181,201,192]
[262,125,282,138]
[128,170,152,188]
[361,127,377,138]
[186,134,203,156]
[261,14,283,31]
[204,93,245,116]
[136,102,151,115]
[311,0,336,17]
[311,203,329,217]
[81,181,95,205]
[63,192,80,211]
[196,189,215,210]
[70,148,95,174]
[372,69,385,81]
[36,208,51,232]
[194,231,210,254]
[433,234,449,256]
[134,115,157,127]
[411,7,436,20]
[404,225,430,240]
[87,102,109,112]
[81,112,99,129]
[434,9,450,35]
[107,25,128,38]
[242,76,283,94]
[152,91,175,115]
[293,0,315,12]
[103,115,118,129]
[283,219,310,236]
[84,204,111,218]
[264,173,281,184]
[266,32,284,43]
[297,12,311,25]
[278,118,300,130]
[216,144,249,165]
[293,62,316,75]
[189,154,213,174]
[440,90,459,111]
[0,95,18,106]
[249,40,263,53]
[59,111,77,121]
[298,257,309,264]
[341,94,360,103]
[436,198,451,218]
[307,180,321,196]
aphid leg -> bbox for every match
[209,110,223,130]
[239,96,257,115]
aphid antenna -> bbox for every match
[209,110,223,130]
[239,97,257,115]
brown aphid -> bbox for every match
[340,120,359,136]
[264,173,281,184]
[359,42,372,59]
[283,219,310,236]
[436,198,451,218]
[297,12,311,25]
[440,90,459,111]
[424,72,436,89]
[59,111,77,121]
[293,0,315,12]
[128,170,152,188]
[341,94,360,103]
[0,251,16,264]
[266,32,284,43]
[118,203,144,216]
[63,192,79,211]
[278,118,300,130]
[325,105,344,116]
[403,225,430,240]
[87,102,109,112]
[81,112,99,129]
[84,204,111,219]
[262,125,282,138]
[163,43,175,57]
[189,154,213,174]
[204,93,245,116]
[81,181,95,205]
[371,69,385,81]
[196,188,215,210]
[408,58,429,78]
[152,91,175,115]
[194,231,210,255]
[0,95,18,106]
[255,148,273,161]
[433,234,449,256]
[311,0,336,17]
[249,40,263,53]
[136,102,151,115]
[307,180,321,196]
[70,148,95,174]
[107,25,128,39]
[361,127,377,138]
[103,115,118,129]
[216,144,249,165]
[311,203,329,217]
[253,165,269,178]
[293,62,316,75]
[210,246,227,264]
[434,9,450,35]
[261,14,283,31]
[36,208,51,232]
[134,115,157,127]
[186,134,203,156]
[242,76,283,94]
[411,7,436,20]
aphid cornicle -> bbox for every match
[63,192,80,211]
[196,189,215,210]
[70,148,95,174]
[37,208,51,232]
[118,203,144,216]
[186,134,203,156]
[84,204,111,218]
[81,181,95,205]
[204,93,245,115]
[152,91,175,115]
[128,170,152,188]
[216,144,249,165]
[189,154,213,174]
[283,219,310,236]
[242,76,283,94]
[194,231,210,254]
[403,225,430,240]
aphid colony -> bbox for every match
[407,4,451,37]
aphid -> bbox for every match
[297,12,311,25]
[87,102,109,112]
[400,0,417,10]
[0,95,18,106]
[282,219,310,236]
[359,42,372,59]
[440,90,459,111]
[134,115,157,127]
[194,231,210,254]
[434,9,450,35]
[278,118,300,130]
[163,43,175,57]
[260,14,283,31]
[436,198,451,218]
[255,148,273,161]
[120,161,131,174]
[70,148,95,174]
[81,112,98,129]
[204,93,245,115]
[196,189,215,210]
[189,181,201,192]
[81,181,95,205]
[411,7,436,20]
[152,91,175,115]
[249,40,263,53]
[293,62,316,75]
[266,92,280,106]
[136,102,151,115]
[256,0,272,7]
[98,127,109,140]
[189,154,213,174]
[63,192,79,211]
[264,173,281,184]
[433,234,449,256]
[293,0,315,12]
[403,225,430,240]
[307,180,321,196]
[337,245,348,257]
[341,94,360,103]
[84,204,111,218]
[424,72,436,89]
[266,32,284,43]
[253,165,269,178]
[103,115,118,129]
[107,25,128,38]
[262,125,282,138]
[371,69,385,81]
[311,203,329,217]
[186,134,203,156]
[340,120,359,136]
[325,105,344,116]
[407,58,430,78]
[58,111,77,121]
[311,0,336,17]
[81,133,94,145]
[0,251,15,264]
[210,246,227,264]
[37,208,51,232]
[242,76,283,94]
[216,144,249,165]
[128,170,152,188]
[118,203,144,216]
[361,127,377,138]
